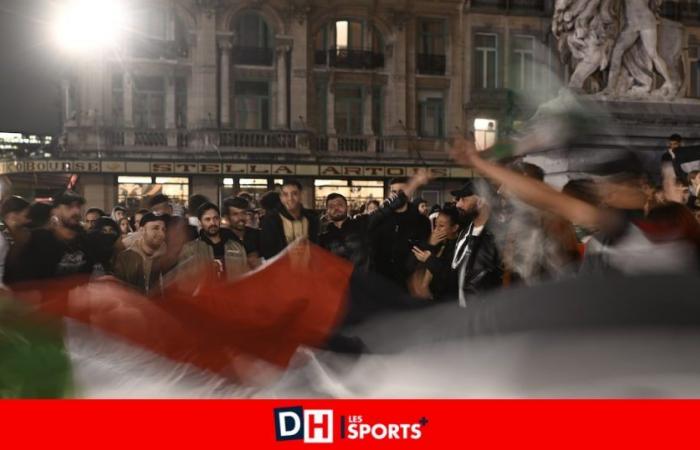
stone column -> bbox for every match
[191,175,220,205]
[275,44,290,129]
[327,82,337,151]
[191,9,218,128]
[386,20,409,136]
[362,86,373,135]
[165,74,177,146]
[218,39,233,128]
[288,16,309,130]
[81,174,116,212]
[123,72,134,127]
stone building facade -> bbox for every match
[8,0,700,211]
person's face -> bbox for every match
[326,197,348,222]
[200,208,221,236]
[435,214,459,238]
[669,139,681,151]
[134,213,144,231]
[7,208,30,230]
[389,183,407,196]
[142,221,166,250]
[152,202,172,215]
[418,202,429,216]
[281,185,302,212]
[119,218,130,235]
[455,195,479,215]
[56,202,82,228]
[227,206,247,231]
[366,202,379,214]
[114,210,125,221]
[85,211,100,231]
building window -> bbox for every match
[314,179,384,211]
[133,76,165,129]
[117,176,188,212]
[315,82,327,134]
[234,81,270,130]
[511,35,536,91]
[334,86,363,135]
[474,33,498,90]
[314,20,384,69]
[232,12,273,65]
[417,19,447,75]
[418,91,444,138]
[474,118,497,151]
[175,77,187,128]
[112,74,124,126]
[691,50,700,99]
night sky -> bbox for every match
[0,0,63,135]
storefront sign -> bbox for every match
[0,159,471,179]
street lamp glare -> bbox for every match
[54,0,126,53]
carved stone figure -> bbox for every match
[553,0,685,100]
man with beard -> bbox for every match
[223,196,261,269]
[450,181,503,307]
[319,193,370,271]
[83,207,105,232]
[14,191,94,281]
[114,213,168,296]
[260,179,319,260]
[177,202,249,281]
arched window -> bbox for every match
[232,12,274,66]
[314,19,384,69]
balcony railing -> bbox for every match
[417,54,447,75]
[129,37,189,59]
[134,130,168,146]
[64,127,417,157]
[469,0,546,13]
[232,46,274,66]
[316,48,385,70]
[219,130,297,148]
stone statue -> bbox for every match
[553,0,685,100]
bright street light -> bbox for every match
[53,0,127,53]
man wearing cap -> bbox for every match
[450,180,503,307]
[14,190,93,281]
[114,212,168,296]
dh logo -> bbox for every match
[274,407,333,443]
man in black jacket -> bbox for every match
[450,181,503,307]
[368,177,431,290]
[260,179,319,260]
[319,193,370,270]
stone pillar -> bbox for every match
[191,9,218,128]
[327,83,337,151]
[299,178,315,209]
[386,25,408,135]
[165,75,176,129]
[123,72,133,127]
[275,45,290,129]
[218,38,232,128]
[288,14,309,129]
[362,86,373,135]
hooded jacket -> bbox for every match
[260,206,320,260]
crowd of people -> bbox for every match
[0,134,699,325]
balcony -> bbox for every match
[469,0,547,14]
[63,127,416,158]
[417,54,447,75]
[232,46,274,66]
[219,130,297,149]
[316,48,385,70]
[129,37,189,60]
